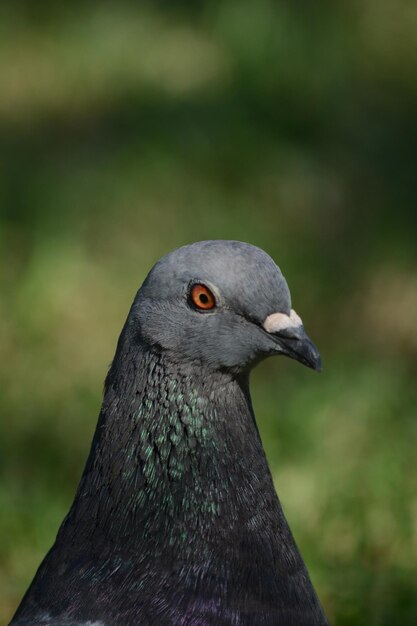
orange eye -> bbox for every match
[190,283,216,310]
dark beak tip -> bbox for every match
[270,325,322,373]
[307,345,322,373]
[313,358,323,373]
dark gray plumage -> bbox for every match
[11,240,328,626]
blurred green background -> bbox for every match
[1,1,416,624]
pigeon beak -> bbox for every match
[263,310,322,372]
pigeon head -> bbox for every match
[130,240,321,373]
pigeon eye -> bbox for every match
[189,284,216,311]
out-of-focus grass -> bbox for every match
[1,1,416,624]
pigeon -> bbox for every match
[11,240,329,626]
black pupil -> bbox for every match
[199,293,209,304]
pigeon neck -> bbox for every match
[65,342,281,553]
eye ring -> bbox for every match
[189,283,216,311]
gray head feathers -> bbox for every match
[129,240,320,372]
